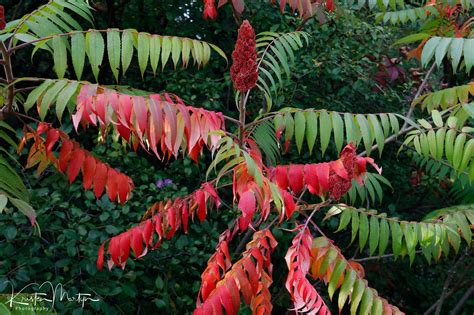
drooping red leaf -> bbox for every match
[93,163,108,198]
[106,168,119,202]
[67,148,85,184]
[196,189,207,222]
[58,140,74,172]
[97,243,105,271]
[83,156,96,190]
[238,190,256,231]
[288,164,304,195]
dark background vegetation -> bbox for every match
[1,0,473,314]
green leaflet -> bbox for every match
[71,32,86,79]
[138,32,150,78]
[121,29,135,76]
[52,37,67,79]
[294,111,305,154]
[85,31,105,82]
[107,29,121,82]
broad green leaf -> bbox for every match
[350,280,365,315]
[421,37,441,67]
[368,114,384,156]
[450,38,464,71]
[328,259,347,300]
[369,215,380,255]
[359,288,374,315]
[121,29,135,76]
[85,31,105,82]
[9,197,36,226]
[0,194,7,213]
[24,80,54,113]
[71,32,85,79]
[336,209,351,232]
[52,37,67,79]
[138,32,150,78]
[40,80,68,120]
[171,37,182,68]
[379,219,390,256]
[305,111,317,154]
[149,35,162,75]
[332,112,344,153]
[55,80,80,120]
[351,210,359,243]
[338,269,357,310]
[320,110,331,156]
[161,37,172,70]
[390,220,402,257]
[357,114,373,155]
[359,212,369,251]
[294,111,305,154]
[107,29,121,82]
[435,37,452,67]
[464,39,474,73]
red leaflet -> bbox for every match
[196,189,206,222]
[269,143,380,201]
[106,168,119,202]
[238,190,256,231]
[72,85,225,162]
[82,156,96,190]
[203,0,217,19]
[24,124,134,204]
[281,190,296,219]
[195,230,277,314]
[97,243,105,271]
[285,227,330,314]
[93,163,108,198]
[99,183,221,270]
[58,140,74,172]
[68,148,85,183]
[45,129,60,157]
[288,164,304,195]
[303,164,319,195]
[274,165,289,190]
[326,0,334,12]
[117,173,132,204]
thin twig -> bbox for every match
[353,250,422,262]
[358,63,437,157]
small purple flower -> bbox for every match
[156,178,174,189]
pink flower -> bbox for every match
[230,20,258,92]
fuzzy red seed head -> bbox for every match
[230,20,258,92]
[0,6,5,30]
[203,0,217,20]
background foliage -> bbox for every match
[0,0,473,314]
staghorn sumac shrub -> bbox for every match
[0,1,473,314]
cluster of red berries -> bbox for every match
[328,144,357,200]
[230,20,258,92]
